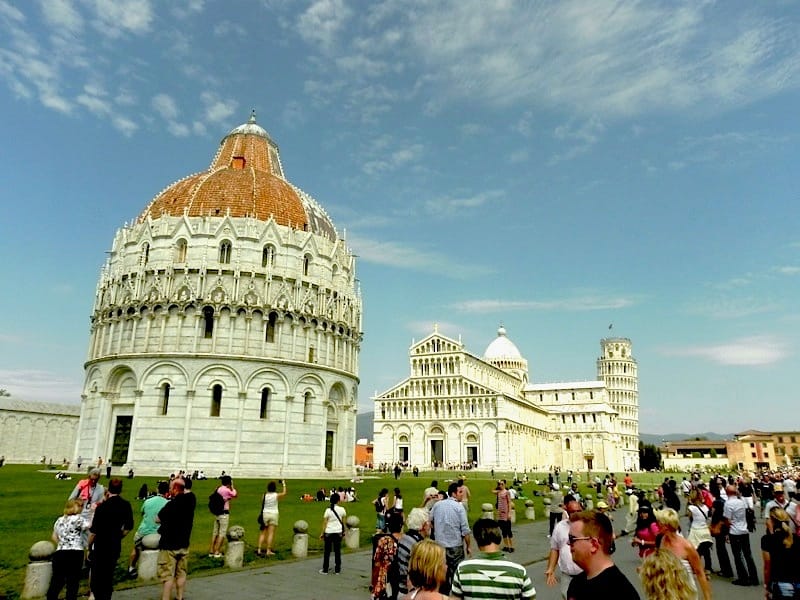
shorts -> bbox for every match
[260,511,279,528]
[133,532,144,549]
[157,548,189,581]
[498,519,513,538]
[213,513,230,538]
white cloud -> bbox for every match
[684,297,780,319]
[407,320,463,339]
[201,92,236,124]
[90,0,153,37]
[172,0,204,19]
[363,143,423,175]
[348,234,492,279]
[0,369,82,404]
[662,336,788,366]
[550,117,606,163]
[296,0,351,50]
[451,295,636,313]
[213,20,246,37]
[76,92,111,115]
[509,149,528,163]
[152,93,178,120]
[0,0,25,21]
[460,123,487,137]
[112,115,137,136]
[424,190,504,217]
[40,0,83,33]
[774,266,800,276]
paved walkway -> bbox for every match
[113,509,763,599]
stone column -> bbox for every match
[137,534,161,581]
[344,516,360,550]
[225,526,245,569]
[481,503,494,519]
[292,520,309,558]
[22,541,55,600]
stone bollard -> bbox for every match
[510,503,516,524]
[138,534,161,581]
[22,541,55,600]
[292,520,309,559]
[344,515,360,550]
[524,500,536,520]
[481,503,494,519]
[542,497,552,514]
[225,526,245,569]
[585,495,594,511]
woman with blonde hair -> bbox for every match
[404,538,448,599]
[46,498,89,600]
[761,507,800,599]
[640,547,696,600]
[685,489,714,574]
[654,508,712,600]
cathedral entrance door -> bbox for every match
[398,446,409,464]
[111,416,132,465]
[324,431,334,471]
[430,440,443,465]
[466,445,478,465]
[586,458,593,471]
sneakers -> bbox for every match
[319,569,328,575]
[127,568,137,579]
[212,553,223,558]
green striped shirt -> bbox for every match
[451,551,536,599]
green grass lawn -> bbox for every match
[0,465,674,599]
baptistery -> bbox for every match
[75,113,362,477]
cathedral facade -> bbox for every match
[373,326,639,473]
[75,113,362,477]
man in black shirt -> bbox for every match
[566,510,639,600]
[157,478,197,600]
[88,478,134,600]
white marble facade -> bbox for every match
[0,399,79,464]
[75,114,362,477]
[373,327,639,472]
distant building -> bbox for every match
[662,429,797,472]
[74,113,361,477]
[354,438,373,467]
[373,326,639,472]
[0,398,79,464]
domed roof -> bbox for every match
[137,111,337,240]
[483,325,524,361]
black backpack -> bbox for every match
[208,490,225,516]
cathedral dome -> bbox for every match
[483,325,529,382]
[484,325,523,360]
[137,111,337,240]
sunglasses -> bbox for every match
[567,534,595,546]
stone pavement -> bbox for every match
[113,510,764,599]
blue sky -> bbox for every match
[0,1,798,435]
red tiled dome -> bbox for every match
[138,113,309,230]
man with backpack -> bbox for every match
[208,475,237,558]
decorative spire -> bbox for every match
[249,109,257,124]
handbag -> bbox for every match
[257,493,266,527]
[709,518,729,536]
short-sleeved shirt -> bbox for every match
[158,492,197,550]
[451,551,536,599]
[550,518,581,575]
[723,496,748,535]
[90,495,134,555]
[760,532,800,583]
[137,495,168,537]
[53,514,87,551]
[323,506,346,534]
[567,565,640,600]
[217,485,237,511]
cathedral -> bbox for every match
[74,113,362,477]
[373,326,639,472]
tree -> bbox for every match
[0,389,10,397]
[639,441,662,471]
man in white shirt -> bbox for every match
[544,495,583,599]
[723,485,758,587]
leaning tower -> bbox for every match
[597,338,639,470]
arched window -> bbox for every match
[176,239,187,263]
[203,307,214,338]
[160,383,170,415]
[142,242,150,265]
[262,244,275,267]
[211,384,222,417]
[565,438,571,450]
[265,312,277,343]
[303,391,312,422]
[219,241,232,264]
[260,388,269,420]
[303,254,311,276]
